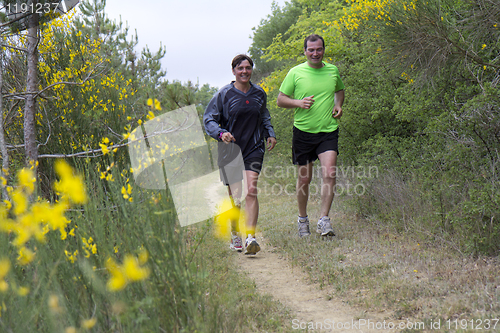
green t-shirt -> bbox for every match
[279,62,345,133]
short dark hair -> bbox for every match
[304,34,325,50]
[232,54,254,69]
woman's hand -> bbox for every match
[267,137,277,151]
[221,132,236,144]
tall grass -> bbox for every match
[0,159,210,331]
[349,168,500,256]
[0,157,291,332]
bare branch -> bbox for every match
[0,43,28,52]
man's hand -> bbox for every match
[332,89,344,119]
[332,105,342,119]
[299,95,315,109]
[267,137,277,151]
[277,92,315,109]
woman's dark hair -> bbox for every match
[304,34,325,49]
[231,54,254,69]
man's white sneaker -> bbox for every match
[317,216,335,236]
[297,216,311,237]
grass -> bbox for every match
[2,157,498,332]
[257,175,500,331]
[0,161,292,332]
[188,222,293,333]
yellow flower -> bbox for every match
[11,189,28,215]
[0,280,7,292]
[65,327,77,333]
[123,254,150,281]
[54,160,87,204]
[99,143,110,155]
[106,254,150,292]
[17,247,35,265]
[0,176,6,187]
[146,98,153,106]
[121,186,129,200]
[48,294,62,313]
[154,99,162,111]
[65,250,78,263]
[106,258,127,291]
[138,249,149,265]
[146,111,155,120]
[17,168,36,193]
[0,258,10,292]
[3,200,11,210]
[16,286,29,296]
[81,317,97,329]
[121,184,132,200]
[214,199,241,239]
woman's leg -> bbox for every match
[244,170,259,236]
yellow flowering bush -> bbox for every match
[105,252,150,292]
[0,160,86,270]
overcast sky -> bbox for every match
[103,0,286,89]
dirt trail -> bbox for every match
[237,234,399,332]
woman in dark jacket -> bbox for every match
[204,54,276,255]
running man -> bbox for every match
[276,34,345,237]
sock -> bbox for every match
[231,219,239,233]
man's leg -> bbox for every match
[315,150,337,236]
[297,162,314,217]
[317,150,337,217]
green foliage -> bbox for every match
[255,0,500,255]
[249,0,304,80]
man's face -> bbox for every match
[304,39,324,68]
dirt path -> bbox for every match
[237,234,401,332]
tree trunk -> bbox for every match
[24,0,39,166]
[0,48,9,200]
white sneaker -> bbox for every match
[297,216,311,237]
[230,233,243,252]
[317,216,335,236]
[244,235,260,255]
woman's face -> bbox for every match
[232,60,253,85]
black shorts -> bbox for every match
[292,126,339,165]
[219,155,263,186]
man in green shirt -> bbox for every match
[277,34,345,237]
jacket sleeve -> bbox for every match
[261,93,276,139]
[203,90,226,141]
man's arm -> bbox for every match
[332,89,344,119]
[277,92,315,109]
